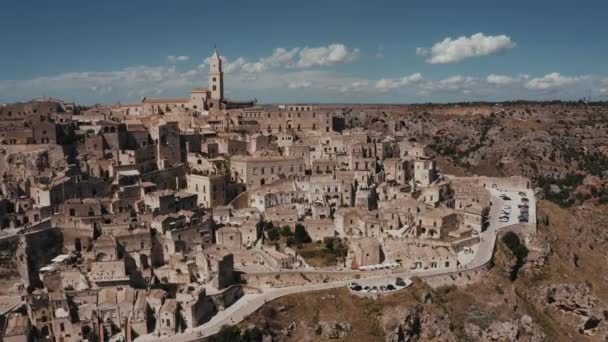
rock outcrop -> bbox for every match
[315,321,352,339]
[383,305,455,342]
[493,239,518,279]
[465,315,545,341]
[540,283,608,336]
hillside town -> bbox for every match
[0,49,539,342]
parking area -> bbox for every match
[348,277,413,295]
[489,187,536,230]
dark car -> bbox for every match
[352,285,362,291]
[396,277,406,286]
[387,284,396,290]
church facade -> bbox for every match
[115,49,254,117]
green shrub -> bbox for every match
[501,232,528,280]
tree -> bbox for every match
[323,237,336,251]
[266,228,280,241]
[280,226,293,237]
[501,232,528,280]
[294,223,311,244]
[207,325,241,342]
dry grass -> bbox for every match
[502,117,547,130]
[240,200,608,341]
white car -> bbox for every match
[499,217,509,222]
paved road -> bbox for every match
[136,187,536,342]
[137,272,398,341]
[137,257,497,342]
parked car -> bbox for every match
[518,191,526,196]
[387,284,396,290]
[396,278,406,286]
[521,197,529,203]
[352,285,362,291]
[499,217,509,222]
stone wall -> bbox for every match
[242,270,389,289]
[209,284,244,311]
[419,262,492,288]
[446,175,531,190]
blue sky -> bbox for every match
[1,0,607,104]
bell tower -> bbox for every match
[208,48,224,102]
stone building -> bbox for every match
[186,173,228,208]
[349,237,383,268]
[157,299,180,337]
[230,152,306,188]
[414,157,437,187]
[417,208,459,239]
[303,218,335,242]
[115,48,253,115]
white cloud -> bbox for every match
[486,74,529,85]
[296,44,359,68]
[414,75,481,97]
[331,80,369,94]
[167,55,190,63]
[287,80,312,89]
[202,43,359,75]
[262,48,300,68]
[524,72,586,90]
[2,43,604,104]
[375,73,424,91]
[417,33,516,64]
[434,75,478,91]
[0,64,203,104]
[487,74,517,85]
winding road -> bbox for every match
[136,187,535,341]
